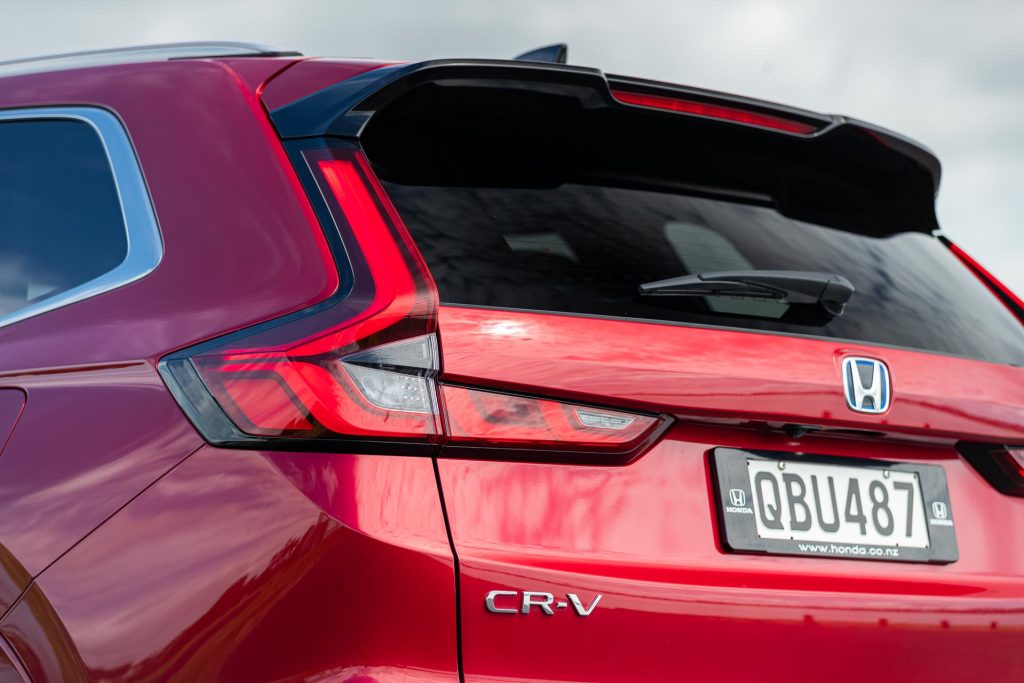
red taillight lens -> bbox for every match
[160,145,668,460]
[611,89,819,135]
[193,334,441,440]
[960,443,1024,497]
[162,146,442,449]
[441,385,660,453]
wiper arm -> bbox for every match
[638,270,855,317]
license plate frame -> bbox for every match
[712,448,958,564]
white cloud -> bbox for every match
[1,0,1021,291]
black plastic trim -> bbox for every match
[271,59,608,139]
[958,442,1024,497]
[268,58,941,200]
[513,43,568,64]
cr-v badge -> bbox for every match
[486,590,603,616]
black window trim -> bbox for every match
[0,106,163,329]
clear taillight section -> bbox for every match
[160,145,667,460]
[1008,448,1024,474]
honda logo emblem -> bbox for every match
[729,488,746,507]
[932,501,948,520]
[842,357,891,414]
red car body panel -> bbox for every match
[439,428,1024,682]
[0,59,337,372]
[0,48,1020,682]
[0,390,25,459]
[434,311,1024,682]
[3,447,457,682]
[437,306,1024,442]
[0,366,201,612]
[258,58,393,110]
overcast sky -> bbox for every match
[2,0,1022,292]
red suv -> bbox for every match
[0,41,1022,682]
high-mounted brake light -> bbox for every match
[611,89,819,135]
[160,145,668,460]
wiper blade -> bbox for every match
[638,270,855,317]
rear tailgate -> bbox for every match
[435,307,1024,682]
[263,59,1024,682]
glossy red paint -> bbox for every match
[0,49,1021,683]
[215,56,299,95]
[0,56,404,681]
[0,390,25,456]
[438,424,1024,682]
[0,634,30,682]
[433,308,1024,680]
[5,447,457,681]
[259,58,394,111]
[0,365,201,613]
[0,59,337,371]
[437,305,1024,442]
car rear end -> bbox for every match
[4,48,1021,682]
[163,58,1024,681]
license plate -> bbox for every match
[713,448,958,563]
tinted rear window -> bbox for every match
[0,119,127,319]
[383,182,1024,366]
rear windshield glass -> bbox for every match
[383,182,1024,366]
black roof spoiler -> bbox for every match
[272,59,609,137]
[269,59,941,233]
[270,58,940,193]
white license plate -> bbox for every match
[747,459,927,548]
[714,449,958,563]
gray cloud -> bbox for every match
[2,0,1021,290]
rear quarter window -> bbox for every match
[0,119,126,317]
[0,110,161,327]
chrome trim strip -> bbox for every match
[0,107,163,329]
[0,42,299,78]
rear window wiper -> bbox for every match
[638,270,855,317]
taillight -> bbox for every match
[959,443,1024,497]
[191,334,441,440]
[1008,448,1024,475]
[160,145,667,461]
[611,89,821,135]
[440,385,662,461]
